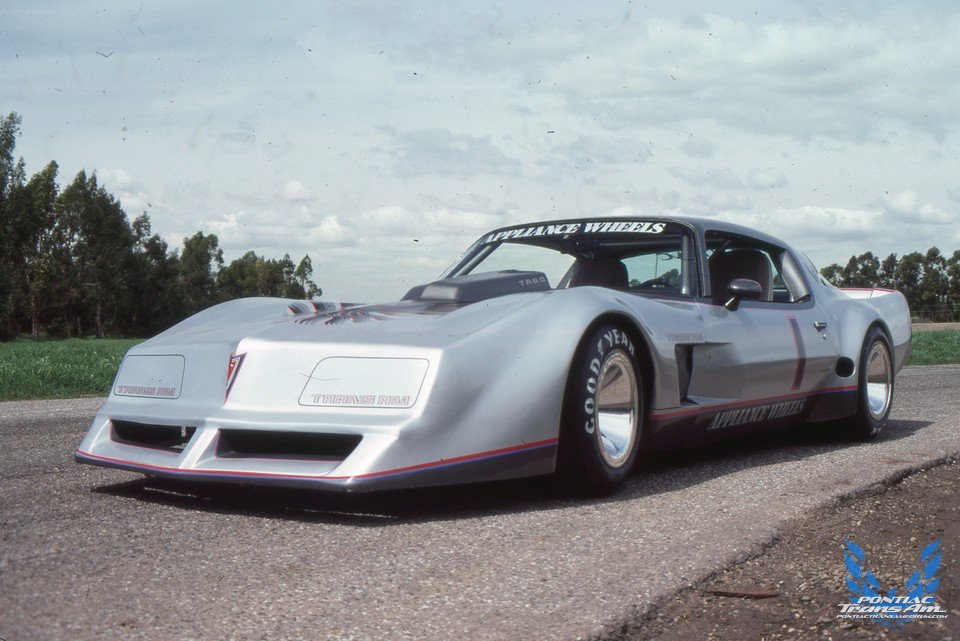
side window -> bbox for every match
[622,250,683,289]
[617,233,693,296]
[706,232,806,303]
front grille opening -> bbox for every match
[216,429,362,461]
[111,420,196,452]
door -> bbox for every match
[686,234,839,433]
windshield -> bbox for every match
[447,220,695,296]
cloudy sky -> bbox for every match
[3,1,960,301]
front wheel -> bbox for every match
[846,326,894,439]
[558,323,644,495]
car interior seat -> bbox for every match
[709,248,774,301]
[564,256,629,289]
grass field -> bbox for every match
[0,337,143,401]
[0,330,959,402]
[907,329,960,365]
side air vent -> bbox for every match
[675,345,694,401]
[111,420,196,452]
[835,357,855,378]
[216,429,362,461]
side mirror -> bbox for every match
[725,278,763,310]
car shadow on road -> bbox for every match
[91,418,931,526]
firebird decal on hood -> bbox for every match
[291,301,467,325]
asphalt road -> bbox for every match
[2,366,959,641]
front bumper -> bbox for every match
[74,414,558,492]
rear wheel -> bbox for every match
[846,326,894,439]
[558,323,644,494]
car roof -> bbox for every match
[488,215,792,250]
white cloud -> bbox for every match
[306,216,357,245]
[711,206,873,268]
[693,192,753,213]
[539,134,650,174]
[738,206,883,242]
[668,166,744,189]
[680,137,716,158]
[747,168,788,190]
[352,206,502,238]
[398,256,454,269]
[97,168,133,190]
[875,191,957,224]
[530,13,960,141]
[206,211,246,235]
[380,128,522,178]
[282,180,313,202]
[115,191,154,215]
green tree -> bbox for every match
[0,113,22,199]
[947,250,960,321]
[41,169,83,336]
[56,171,137,337]
[0,113,27,338]
[217,251,321,300]
[294,254,321,297]
[179,231,223,314]
[20,161,60,336]
[877,253,898,290]
[840,251,880,288]
[128,213,184,334]
[917,247,948,320]
[894,251,925,314]
[820,263,845,287]
[216,250,261,299]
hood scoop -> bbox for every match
[403,270,550,303]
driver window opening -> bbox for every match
[705,232,809,303]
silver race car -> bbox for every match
[75,217,911,494]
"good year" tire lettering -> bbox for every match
[583,328,635,436]
[595,328,635,359]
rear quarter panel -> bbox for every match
[832,288,912,371]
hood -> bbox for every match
[251,291,553,347]
[139,288,555,351]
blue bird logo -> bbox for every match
[843,539,942,628]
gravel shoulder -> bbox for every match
[912,322,960,332]
[627,459,959,641]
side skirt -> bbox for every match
[644,386,858,450]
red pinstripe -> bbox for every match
[75,437,559,482]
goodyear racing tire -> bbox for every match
[558,322,644,495]
[846,326,894,439]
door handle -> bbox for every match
[814,321,829,331]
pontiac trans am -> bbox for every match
[75,217,911,494]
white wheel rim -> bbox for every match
[865,341,892,420]
[595,351,639,468]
